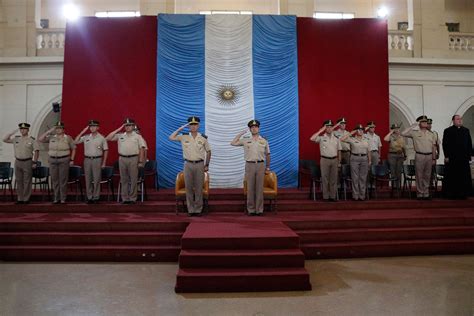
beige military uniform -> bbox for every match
[334,129,351,164]
[314,134,341,200]
[364,133,382,166]
[403,130,436,198]
[387,135,406,189]
[77,133,108,201]
[112,132,146,202]
[237,135,270,214]
[48,134,76,202]
[176,133,211,214]
[343,136,370,200]
[5,136,38,202]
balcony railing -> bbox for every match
[36,29,65,56]
[448,33,473,51]
[388,30,413,57]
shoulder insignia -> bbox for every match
[30,136,36,140]
[181,133,189,136]
[201,134,208,139]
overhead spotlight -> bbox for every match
[63,4,80,21]
[377,6,389,18]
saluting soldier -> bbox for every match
[341,124,371,201]
[401,115,436,200]
[231,120,270,216]
[2,123,39,204]
[75,120,108,204]
[169,116,211,216]
[383,123,406,189]
[310,119,341,201]
[364,121,382,166]
[333,117,351,164]
[106,118,146,204]
[39,121,76,204]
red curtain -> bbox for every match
[297,18,389,161]
[61,17,157,164]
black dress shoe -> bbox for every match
[23,201,30,204]
[53,200,60,204]
[187,213,193,217]
[87,200,93,204]
[15,201,24,205]
[60,201,66,204]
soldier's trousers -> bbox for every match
[119,156,139,202]
[84,157,102,201]
[15,159,32,202]
[320,157,338,199]
[245,161,265,214]
[184,161,204,214]
[350,155,369,200]
[415,153,432,198]
[388,153,404,189]
[49,156,70,202]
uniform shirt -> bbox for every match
[5,136,38,160]
[403,130,436,154]
[48,134,75,157]
[343,136,369,155]
[77,133,108,157]
[334,129,351,151]
[313,134,341,157]
[112,132,146,156]
[364,133,382,151]
[388,135,406,154]
[176,133,211,161]
[236,135,270,162]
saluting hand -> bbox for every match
[178,123,189,131]
[81,126,89,133]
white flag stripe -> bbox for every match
[205,15,254,188]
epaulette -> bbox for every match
[260,135,267,140]
[201,134,208,139]
[182,133,189,135]
[14,135,20,138]
[243,136,251,139]
[30,136,36,140]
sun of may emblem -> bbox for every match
[216,85,239,106]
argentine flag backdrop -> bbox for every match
[156,14,299,188]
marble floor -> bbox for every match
[1,255,473,316]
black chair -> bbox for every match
[0,162,11,169]
[0,167,14,201]
[298,159,316,189]
[340,164,352,200]
[117,167,145,202]
[371,164,397,198]
[100,166,115,201]
[32,166,50,200]
[68,165,84,201]
[144,160,159,190]
[434,164,445,195]
[402,164,416,198]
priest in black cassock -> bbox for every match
[442,115,473,199]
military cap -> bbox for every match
[88,120,99,126]
[366,121,376,128]
[248,119,260,127]
[390,123,401,130]
[123,118,135,126]
[54,121,65,128]
[427,118,433,124]
[416,115,428,122]
[323,119,334,127]
[353,124,364,131]
[188,116,200,125]
[18,123,30,129]
[337,117,347,124]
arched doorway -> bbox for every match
[461,106,474,149]
[389,101,415,161]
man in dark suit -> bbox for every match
[442,115,473,199]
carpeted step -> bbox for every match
[296,226,474,243]
[302,237,474,259]
[179,249,305,268]
[175,267,312,293]
[181,222,300,250]
[0,231,183,245]
[0,244,180,261]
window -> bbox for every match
[199,10,252,15]
[313,12,354,19]
[95,11,140,18]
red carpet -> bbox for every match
[175,222,311,293]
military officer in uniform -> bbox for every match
[364,121,382,166]
[341,124,371,200]
[383,123,406,189]
[401,115,436,200]
[170,116,211,216]
[333,117,351,164]
[310,119,341,201]
[231,119,270,215]
[106,118,146,204]
[427,118,440,160]
[2,123,39,204]
[75,120,109,204]
[39,121,76,204]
